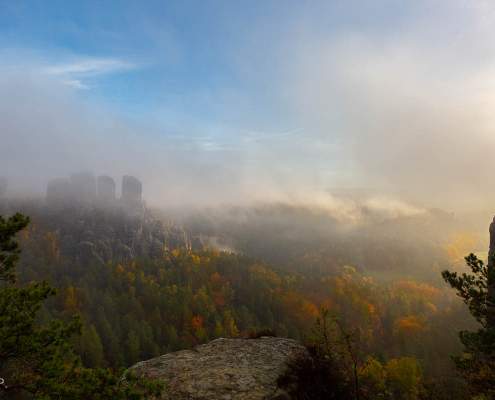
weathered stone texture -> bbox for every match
[130,337,309,400]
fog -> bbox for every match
[0,62,245,205]
[2,1,495,217]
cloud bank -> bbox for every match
[2,1,495,214]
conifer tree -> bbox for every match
[442,253,495,397]
[0,213,162,399]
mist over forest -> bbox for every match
[2,1,495,400]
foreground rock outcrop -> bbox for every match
[130,337,309,400]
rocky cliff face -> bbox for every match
[130,337,309,400]
[36,207,187,265]
[0,199,192,265]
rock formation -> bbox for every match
[122,175,142,206]
[97,175,116,202]
[70,172,97,202]
[0,177,7,197]
[20,202,182,264]
[130,337,309,400]
[46,173,143,214]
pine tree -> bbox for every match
[0,213,162,399]
[77,324,106,367]
[442,253,495,397]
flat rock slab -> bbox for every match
[130,337,308,400]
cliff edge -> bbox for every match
[130,337,309,400]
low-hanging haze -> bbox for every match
[1,0,495,214]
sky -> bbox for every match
[1,0,495,212]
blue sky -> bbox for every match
[0,1,419,126]
[1,1,289,119]
[2,1,495,211]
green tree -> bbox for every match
[77,324,105,367]
[0,213,162,399]
[359,357,387,399]
[385,357,422,400]
[442,253,495,397]
[311,309,364,400]
[0,213,29,283]
[126,331,141,365]
[96,308,124,367]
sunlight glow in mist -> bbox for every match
[1,1,495,212]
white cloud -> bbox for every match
[44,58,134,76]
[3,1,495,213]
[0,65,248,206]
[42,57,135,89]
[263,1,495,211]
[62,79,90,90]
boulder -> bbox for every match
[130,337,309,400]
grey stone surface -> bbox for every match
[130,337,309,400]
[70,172,97,202]
[97,175,116,201]
[122,175,142,205]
